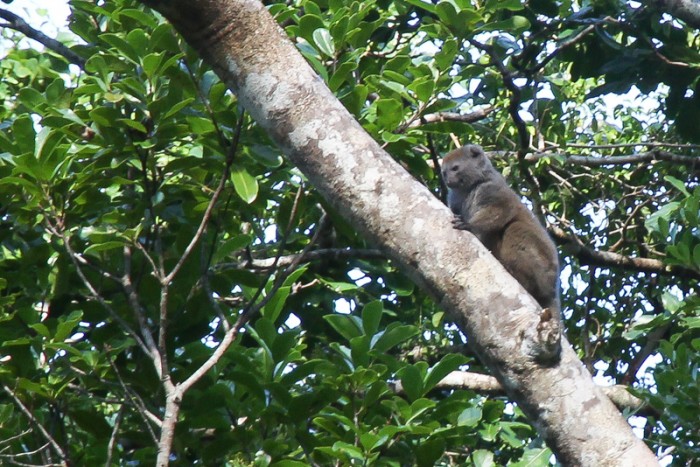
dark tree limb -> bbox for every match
[550,226,700,281]
[0,8,85,68]
[470,40,530,156]
[527,149,700,167]
[647,0,700,29]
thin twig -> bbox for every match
[164,114,245,285]
[178,209,328,397]
[528,25,595,74]
[2,385,68,466]
[470,40,530,156]
[46,223,150,358]
[122,245,163,379]
[105,406,124,467]
[407,108,494,129]
[105,349,161,440]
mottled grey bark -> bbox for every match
[139,0,659,465]
[650,0,700,28]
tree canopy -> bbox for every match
[0,0,698,465]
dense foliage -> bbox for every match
[0,0,698,465]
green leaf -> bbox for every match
[34,127,63,161]
[487,0,523,11]
[186,116,216,134]
[408,77,435,102]
[415,438,446,467]
[119,8,159,29]
[162,97,196,120]
[325,314,363,341]
[402,0,436,13]
[406,398,435,422]
[322,280,359,292]
[29,323,50,338]
[423,354,467,392]
[270,461,309,467]
[54,310,84,343]
[230,167,259,203]
[262,286,291,323]
[332,441,365,461]
[385,272,414,296]
[479,16,531,33]
[350,335,371,367]
[312,28,335,57]
[298,14,325,42]
[84,241,127,257]
[371,323,419,352]
[472,449,495,467]
[399,365,423,401]
[211,234,252,265]
[361,301,383,335]
[665,175,690,196]
[100,33,139,64]
[142,52,164,78]
[19,87,46,110]
[431,311,445,328]
[458,406,482,427]
[376,98,404,128]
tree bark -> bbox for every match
[648,0,700,28]
[138,0,659,465]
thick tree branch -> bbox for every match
[647,0,700,29]
[0,8,85,68]
[138,1,658,465]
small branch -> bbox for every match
[0,429,32,448]
[178,210,328,398]
[0,8,85,68]
[47,224,151,358]
[405,107,495,129]
[528,25,596,74]
[219,247,385,270]
[582,267,598,374]
[470,40,530,155]
[392,370,652,414]
[105,406,124,467]
[164,114,244,285]
[2,385,68,466]
[549,226,700,281]
[105,348,161,441]
[562,142,700,150]
[122,245,163,379]
[528,149,700,167]
[425,132,448,203]
[622,291,672,385]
